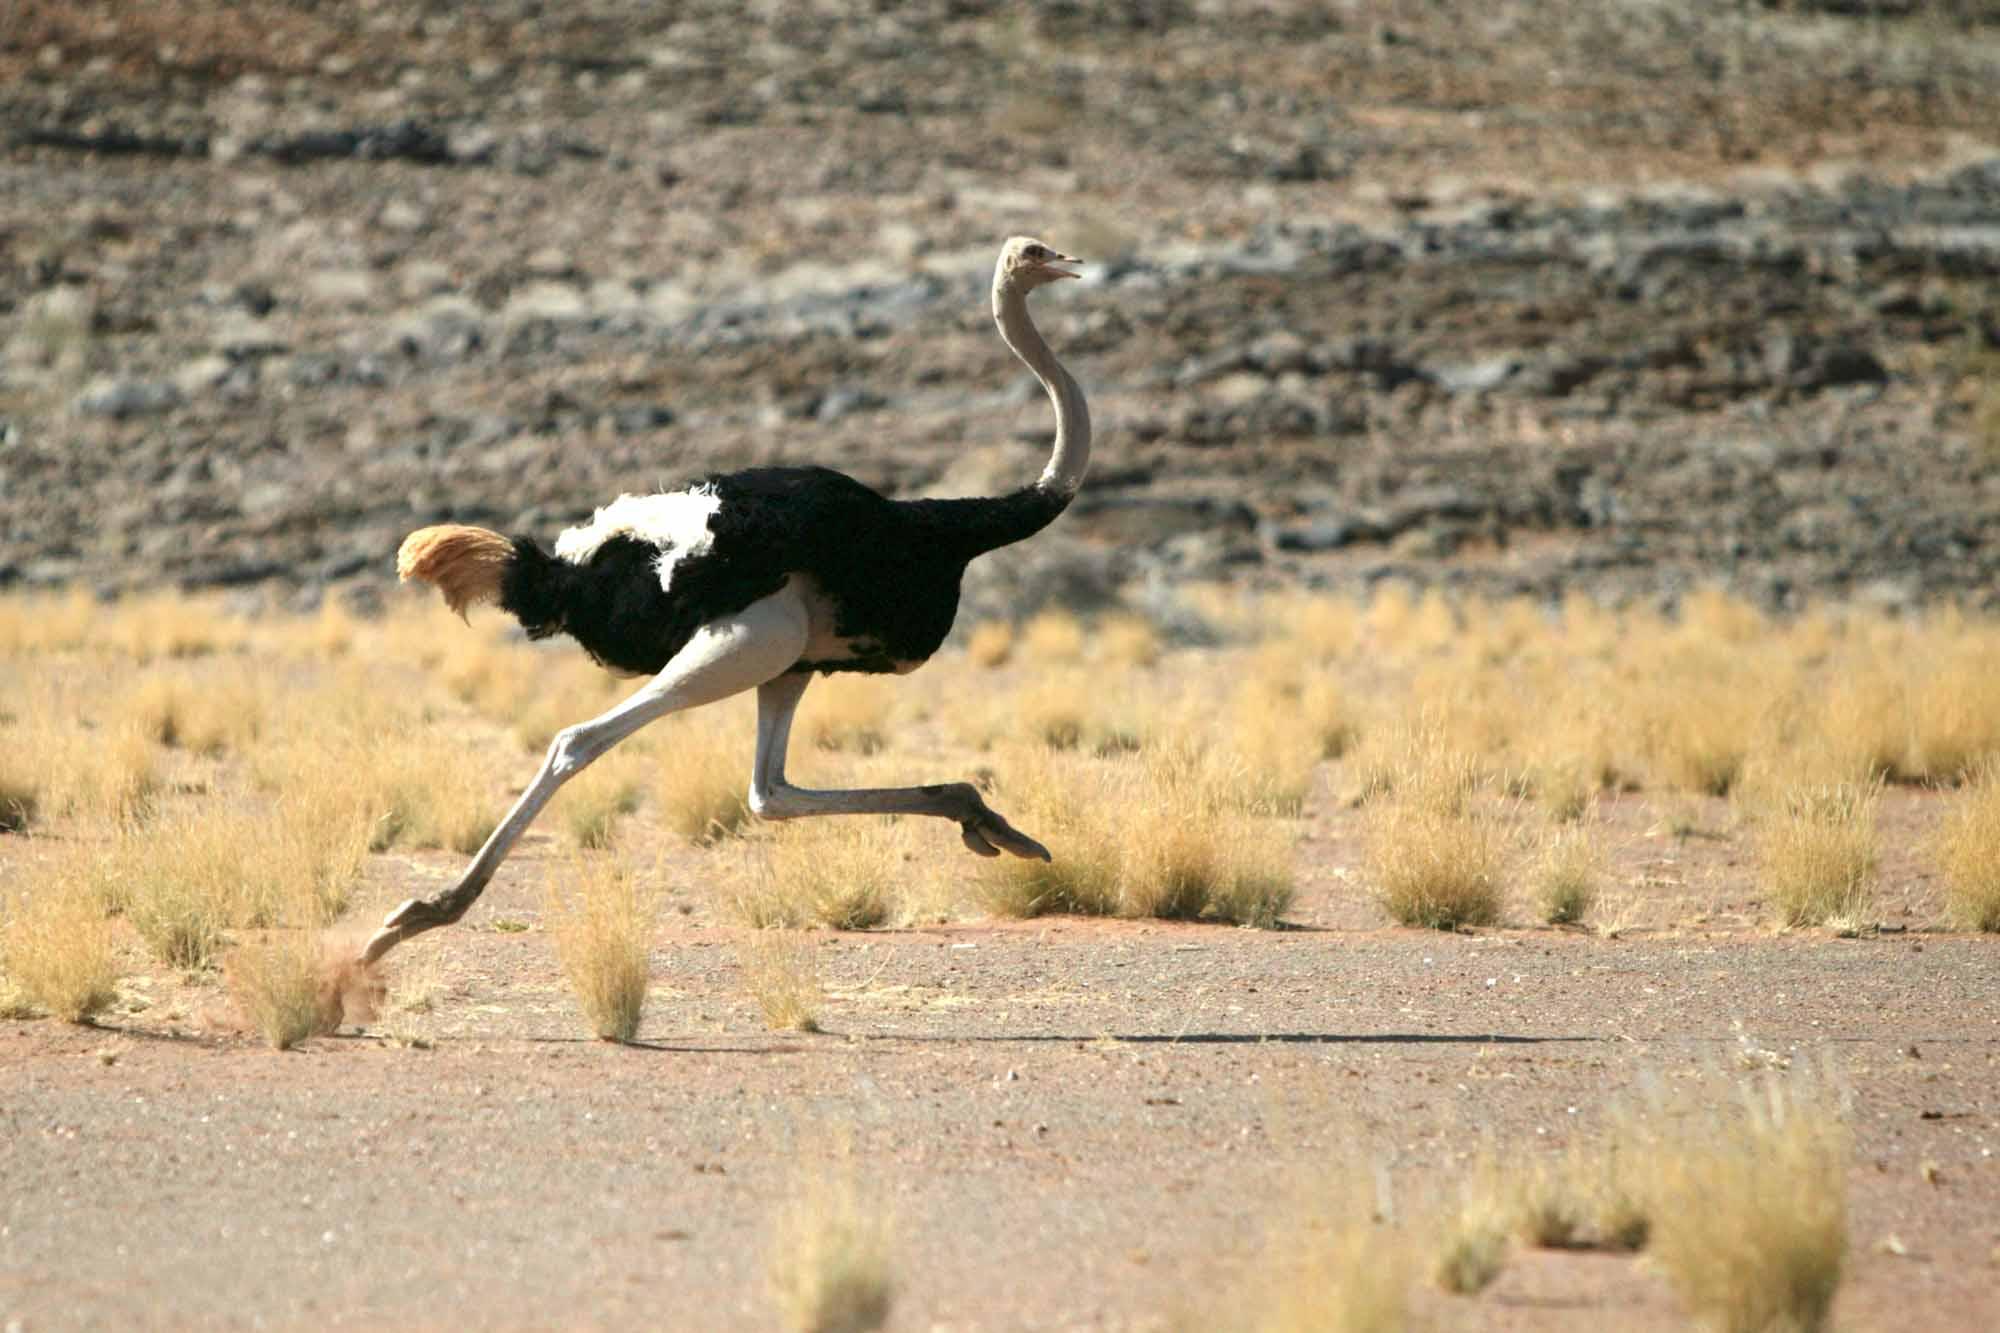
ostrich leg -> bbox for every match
[359,589,812,964]
[747,672,1051,860]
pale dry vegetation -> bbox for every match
[1638,1071,1851,1333]
[1756,783,1879,929]
[1933,762,2000,932]
[975,742,1293,926]
[737,929,823,1032]
[225,927,342,1050]
[1364,726,1506,930]
[4,581,2000,1058]
[1,851,121,1024]
[768,1148,896,1333]
[544,856,655,1041]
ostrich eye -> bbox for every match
[1025,244,1048,259]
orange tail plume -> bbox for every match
[396,524,514,619]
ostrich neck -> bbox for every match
[993,283,1090,496]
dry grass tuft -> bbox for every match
[1757,783,1877,928]
[1432,1192,1510,1296]
[768,1150,896,1333]
[1020,608,1086,663]
[557,756,643,850]
[737,929,823,1033]
[1639,1071,1850,1333]
[106,793,373,972]
[1,860,121,1023]
[1508,1140,1650,1254]
[964,620,1014,668]
[730,822,924,930]
[1234,1162,1411,1333]
[1934,763,2000,931]
[1093,613,1161,668]
[359,738,503,855]
[544,857,655,1042]
[1532,822,1604,926]
[8,676,163,824]
[1366,730,1506,930]
[800,675,893,755]
[226,930,344,1050]
[977,744,1294,926]
[653,703,754,843]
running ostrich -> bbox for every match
[358,238,1089,965]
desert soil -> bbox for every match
[4,787,1999,1330]
[5,2,2000,1329]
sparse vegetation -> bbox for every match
[544,857,655,1042]
[652,703,756,843]
[1934,763,2000,931]
[738,929,823,1032]
[1639,1072,1851,1333]
[1533,823,1603,926]
[1366,730,1505,930]
[769,1151,895,1333]
[226,929,342,1050]
[1,863,121,1024]
[1758,783,1878,928]
[558,756,643,850]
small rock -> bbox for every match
[377,198,429,233]
[1432,355,1520,394]
[1246,330,1311,376]
[74,376,183,418]
[174,355,234,397]
[815,385,886,423]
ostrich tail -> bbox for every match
[396,525,515,619]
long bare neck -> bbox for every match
[992,279,1090,497]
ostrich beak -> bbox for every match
[1042,253,1082,280]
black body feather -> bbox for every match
[495,466,1069,678]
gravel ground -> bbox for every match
[4,784,1997,1330]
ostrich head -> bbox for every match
[996,236,1081,293]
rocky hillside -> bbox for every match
[5,0,2000,619]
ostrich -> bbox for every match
[358,237,1089,965]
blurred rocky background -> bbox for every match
[5,0,2000,621]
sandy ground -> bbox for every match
[5,784,1997,1331]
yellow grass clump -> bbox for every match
[1365,730,1506,930]
[652,702,755,843]
[1932,763,2000,932]
[963,620,1014,668]
[1756,783,1877,928]
[225,929,344,1050]
[1532,822,1604,926]
[106,794,373,971]
[1,860,121,1024]
[1093,612,1161,668]
[728,820,943,930]
[1020,608,1086,663]
[738,929,823,1032]
[557,754,644,850]
[799,674,893,755]
[1218,1155,1411,1333]
[977,743,1294,926]
[768,1150,896,1333]
[5,672,163,824]
[545,857,656,1042]
[1639,1072,1850,1333]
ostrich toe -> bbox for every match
[965,808,1051,862]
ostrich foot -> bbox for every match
[358,892,470,965]
[959,801,1051,862]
